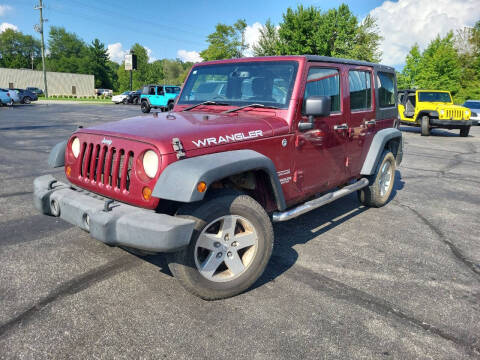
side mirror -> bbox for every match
[299,96,331,131]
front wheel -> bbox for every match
[140,101,151,113]
[421,116,430,136]
[24,96,32,104]
[358,150,396,208]
[168,194,274,300]
[167,101,174,111]
[460,126,470,137]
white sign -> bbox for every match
[125,54,133,71]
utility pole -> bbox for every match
[34,0,48,98]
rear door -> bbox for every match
[293,63,348,196]
[345,67,376,176]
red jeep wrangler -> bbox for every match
[34,56,403,299]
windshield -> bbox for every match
[418,92,452,103]
[178,61,298,109]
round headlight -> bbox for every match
[440,110,445,115]
[143,150,158,178]
[71,137,80,158]
[465,110,469,115]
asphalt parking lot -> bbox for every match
[0,104,479,359]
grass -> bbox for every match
[37,96,112,103]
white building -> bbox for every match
[0,68,94,96]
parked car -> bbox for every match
[127,90,142,104]
[26,87,44,96]
[96,89,113,97]
[140,85,181,113]
[112,91,132,104]
[0,88,20,104]
[398,89,472,136]
[462,100,480,125]
[0,88,12,106]
[34,55,403,300]
[13,88,38,104]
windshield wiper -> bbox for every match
[182,100,229,111]
[222,103,279,114]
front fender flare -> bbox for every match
[360,128,403,175]
[48,140,67,168]
[152,150,287,211]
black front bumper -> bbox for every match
[430,119,472,127]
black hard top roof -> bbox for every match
[305,55,395,72]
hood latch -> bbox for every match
[172,138,186,159]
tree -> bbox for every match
[277,5,322,55]
[0,29,41,69]
[47,26,90,73]
[200,19,247,60]
[88,39,112,88]
[397,44,421,89]
[252,19,281,56]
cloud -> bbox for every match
[0,22,17,33]
[244,22,263,56]
[177,49,203,63]
[145,47,156,62]
[0,5,12,17]
[370,0,480,67]
[107,42,128,63]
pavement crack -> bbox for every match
[0,191,33,199]
[0,255,140,338]
[271,256,480,356]
[393,200,480,278]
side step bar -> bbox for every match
[272,178,369,222]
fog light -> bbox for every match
[142,186,152,200]
[65,166,72,176]
[197,181,207,193]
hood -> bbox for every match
[80,110,289,155]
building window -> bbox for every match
[305,68,340,112]
[9,83,14,89]
[72,86,76,95]
[349,70,372,111]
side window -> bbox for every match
[377,72,395,108]
[349,70,372,111]
[157,86,164,95]
[305,67,340,112]
[148,87,155,95]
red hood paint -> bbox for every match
[78,110,290,154]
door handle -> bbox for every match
[365,119,376,125]
[334,123,348,131]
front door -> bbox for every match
[293,64,348,197]
[345,67,376,176]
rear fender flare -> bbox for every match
[152,150,287,211]
[360,128,403,175]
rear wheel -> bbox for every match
[168,194,274,300]
[421,116,430,136]
[358,150,396,208]
[460,126,470,137]
[167,101,174,111]
[23,96,32,104]
[122,98,128,105]
[141,100,151,113]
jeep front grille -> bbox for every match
[78,142,134,192]
[445,109,463,119]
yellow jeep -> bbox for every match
[398,89,472,137]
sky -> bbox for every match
[1,0,479,69]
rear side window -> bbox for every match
[349,70,372,111]
[305,68,340,112]
[377,72,395,108]
[148,87,155,95]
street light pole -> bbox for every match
[35,0,48,98]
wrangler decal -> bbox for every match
[192,130,263,148]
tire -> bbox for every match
[167,101,174,111]
[122,98,128,105]
[421,116,430,136]
[23,96,32,104]
[141,100,151,113]
[134,97,139,105]
[460,126,470,137]
[168,194,274,300]
[358,150,396,208]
